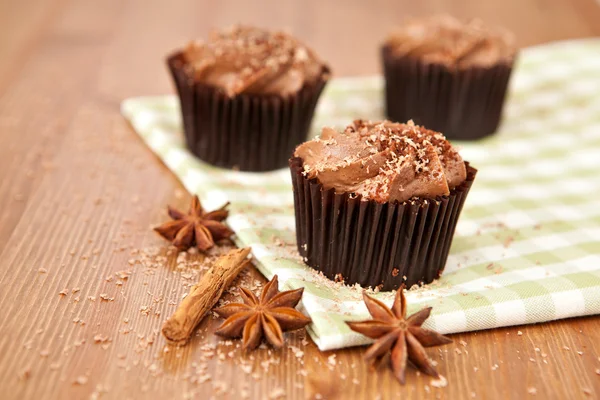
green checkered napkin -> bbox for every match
[122,39,600,351]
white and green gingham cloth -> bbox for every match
[122,39,600,351]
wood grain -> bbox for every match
[1,0,599,399]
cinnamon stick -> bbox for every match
[162,247,251,345]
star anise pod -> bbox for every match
[214,275,311,350]
[346,285,452,384]
[154,195,233,251]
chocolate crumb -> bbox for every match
[74,376,88,385]
[430,375,448,388]
[18,368,31,380]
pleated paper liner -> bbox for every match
[382,45,515,141]
[290,157,477,291]
[167,53,329,172]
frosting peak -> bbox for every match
[385,16,516,68]
[182,26,328,96]
[294,120,467,203]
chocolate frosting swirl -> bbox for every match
[182,26,328,96]
[385,15,516,68]
[294,120,467,203]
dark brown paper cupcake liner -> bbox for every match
[290,157,477,291]
[382,46,514,141]
[168,53,329,171]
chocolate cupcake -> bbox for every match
[290,120,476,290]
[382,16,517,141]
[168,26,330,171]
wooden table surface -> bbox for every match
[2,0,600,399]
